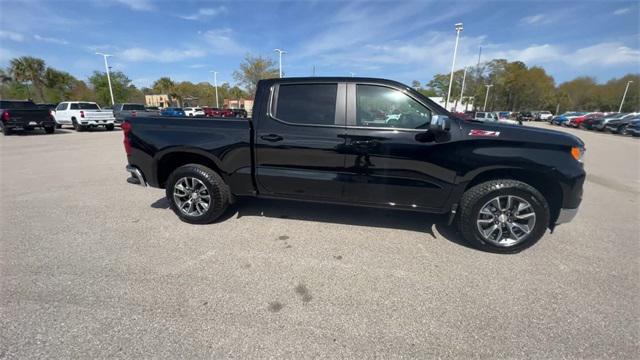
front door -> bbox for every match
[342,83,457,211]
[254,82,347,200]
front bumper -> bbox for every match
[556,208,579,224]
[126,165,147,187]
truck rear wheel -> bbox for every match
[457,179,550,253]
[72,118,85,132]
[44,126,55,134]
[165,164,230,224]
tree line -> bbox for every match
[1,55,637,113]
[417,59,639,113]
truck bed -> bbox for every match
[125,116,253,191]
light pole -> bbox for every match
[483,84,493,111]
[619,80,633,112]
[445,22,463,111]
[210,71,219,108]
[274,49,286,78]
[458,66,467,112]
[95,52,115,105]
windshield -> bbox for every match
[123,104,146,111]
[71,103,100,110]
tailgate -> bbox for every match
[6,109,52,124]
[84,111,115,120]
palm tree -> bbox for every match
[9,56,47,101]
[152,77,178,106]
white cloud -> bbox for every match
[33,34,69,45]
[571,42,640,66]
[187,64,206,69]
[521,14,547,25]
[119,47,206,63]
[613,8,631,15]
[113,0,154,11]
[0,30,24,42]
[179,6,227,20]
[199,28,246,55]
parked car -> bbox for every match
[0,100,57,135]
[113,103,155,126]
[159,107,186,117]
[625,120,640,137]
[230,108,248,118]
[593,113,633,131]
[203,107,234,117]
[569,112,602,128]
[145,106,161,115]
[53,101,115,131]
[184,107,205,117]
[475,111,521,125]
[535,111,553,121]
[123,77,585,253]
[551,112,585,126]
[517,111,534,122]
[605,115,640,134]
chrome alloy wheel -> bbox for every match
[173,177,211,217]
[476,195,536,247]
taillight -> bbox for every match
[131,110,137,117]
[122,121,132,156]
[1,111,9,122]
[80,110,85,118]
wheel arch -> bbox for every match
[155,149,225,188]
[463,168,563,227]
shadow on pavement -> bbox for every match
[150,196,478,250]
[3,129,74,136]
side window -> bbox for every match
[275,83,337,126]
[70,103,79,110]
[356,85,431,129]
[56,103,67,111]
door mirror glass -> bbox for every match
[429,115,450,133]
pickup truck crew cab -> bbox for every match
[113,103,155,126]
[123,77,586,253]
[54,101,115,131]
[1,100,56,135]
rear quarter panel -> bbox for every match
[126,116,253,191]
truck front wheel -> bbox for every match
[457,179,550,253]
[166,164,230,224]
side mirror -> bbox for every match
[429,115,451,133]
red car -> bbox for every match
[203,107,234,117]
[569,112,602,128]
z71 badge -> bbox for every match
[469,130,500,137]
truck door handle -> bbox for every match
[352,140,376,146]
[260,134,283,142]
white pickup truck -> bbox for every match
[54,101,115,131]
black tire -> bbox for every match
[105,124,115,131]
[44,126,55,134]
[457,179,550,253]
[72,118,85,132]
[165,164,230,224]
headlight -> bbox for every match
[571,146,585,163]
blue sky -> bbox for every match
[0,0,638,89]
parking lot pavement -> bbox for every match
[1,125,638,359]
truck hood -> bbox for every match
[461,120,584,148]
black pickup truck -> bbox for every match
[123,77,585,253]
[1,100,57,135]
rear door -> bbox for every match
[341,82,456,211]
[254,81,347,200]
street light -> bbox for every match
[619,80,633,112]
[209,71,219,108]
[95,52,115,105]
[274,49,286,78]
[445,22,463,111]
[483,84,493,111]
[459,66,467,112]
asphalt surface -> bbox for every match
[1,123,638,359]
